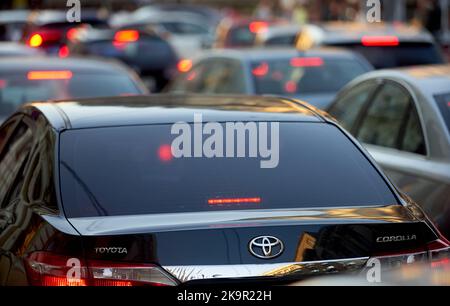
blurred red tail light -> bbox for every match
[290,57,324,67]
[177,59,193,72]
[58,45,70,58]
[114,30,140,43]
[27,29,64,47]
[249,21,268,33]
[361,35,399,47]
[27,70,73,80]
[25,251,178,286]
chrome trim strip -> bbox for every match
[163,257,369,283]
[69,205,413,235]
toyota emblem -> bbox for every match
[248,236,284,259]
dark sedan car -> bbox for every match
[22,10,109,55]
[166,48,373,109]
[296,22,446,69]
[0,95,448,286]
[0,57,147,122]
[67,28,178,92]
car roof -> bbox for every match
[260,24,301,37]
[353,64,450,96]
[26,95,325,130]
[199,47,365,62]
[0,56,130,74]
[0,42,43,55]
[28,9,106,26]
[308,22,434,44]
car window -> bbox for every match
[434,92,450,134]
[210,60,246,94]
[168,61,208,93]
[161,21,208,35]
[0,72,142,118]
[0,118,33,207]
[251,57,370,95]
[328,81,379,131]
[401,106,426,155]
[357,82,411,148]
[328,42,445,69]
[60,123,398,217]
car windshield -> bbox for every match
[60,122,398,218]
[434,92,450,133]
[251,57,369,95]
[0,72,141,116]
[329,42,445,69]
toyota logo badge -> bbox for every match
[248,236,284,259]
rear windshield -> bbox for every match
[434,92,450,133]
[60,122,398,217]
[0,72,141,117]
[227,26,256,47]
[251,57,369,95]
[329,42,445,69]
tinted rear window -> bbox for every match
[0,72,141,117]
[60,122,398,217]
[329,42,445,69]
[251,57,369,95]
[434,92,450,133]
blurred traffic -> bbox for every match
[1,0,450,286]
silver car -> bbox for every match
[327,65,450,239]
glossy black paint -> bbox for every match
[0,95,442,285]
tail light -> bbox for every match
[58,45,70,58]
[177,59,193,73]
[114,30,140,43]
[27,29,64,48]
[27,70,73,80]
[28,34,43,48]
[361,35,399,47]
[249,21,268,34]
[25,251,178,286]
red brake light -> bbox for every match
[114,30,140,43]
[0,79,6,89]
[361,35,400,47]
[249,21,268,33]
[28,34,43,48]
[208,197,261,205]
[252,62,269,77]
[158,144,173,162]
[177,59,193,73]
[290,57,324,67]
[58,45,70,58]
[27,70,73,80]
[25,251,178,286]
[284,81,297,93]
[66,28,79,41]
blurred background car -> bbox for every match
[0,42,43,57]
[254,23,301,47]
[0,9,30,42]
[114,11,213,59]
[0,57,147,122]
[327,65,450,239]
[22,9,109,55]
[214,17,280,49]
[296,22,446,69]
[167,48,373,109]
[67,27,178,92]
